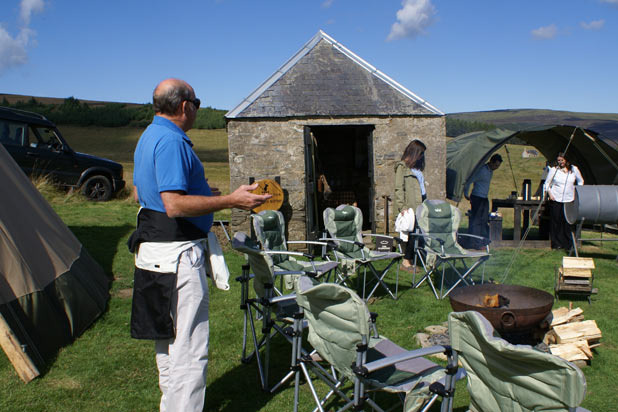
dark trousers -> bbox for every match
[549,200,573,249]
[404,221,424,261]
[468,195,489,248]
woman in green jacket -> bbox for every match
[394,139,427,270]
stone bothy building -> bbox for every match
[226,30,446,241]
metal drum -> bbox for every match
[564,185,618,224]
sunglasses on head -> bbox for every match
[186,98,200,109]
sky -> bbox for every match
[1,0,617,114]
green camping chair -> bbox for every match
[448,311,590,412]
[232,231,319,393]
[413,200,489,299]
[252,210,339,289]
[294,278,461,412]
[321,205,403,300]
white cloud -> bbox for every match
[321,0,334,8]
[600,0,618,4]
[580,19,605,30]
[387,0,436,41]
[531,24,557,39]
[0,1,44,75]
[0,26,32,74]
[20,0,45,25]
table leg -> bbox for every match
[513,205,522,241]
[523,209,530,234]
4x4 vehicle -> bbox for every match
[0,106,125,201]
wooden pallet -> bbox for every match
[555,257,595,303]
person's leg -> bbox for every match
[557,203,573,250]
[549,200,562,249]
[160,244,210,412]
[479,197,490,244]
[468,196,484,248]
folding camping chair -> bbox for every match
[252,210,339,288]
[321,205,403,300]
[413,199,489,299]
[448,311,590,412]
[294,278,461,412]
[232,232,322,393]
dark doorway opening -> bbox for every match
[304,125,375,240]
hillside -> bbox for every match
[448,109,618,140]
[0,93,143,108]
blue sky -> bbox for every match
[1,0,617,114]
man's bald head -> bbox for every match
[153,78,195,116]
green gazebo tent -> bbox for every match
[446,125,618,202]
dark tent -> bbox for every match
[0,144,110,381]
[446,125,618,202]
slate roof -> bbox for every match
[226,31,442,119]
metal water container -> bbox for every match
[564,185,618,224]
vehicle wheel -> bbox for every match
[81,175,112,201]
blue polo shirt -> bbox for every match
[133,116,213,234]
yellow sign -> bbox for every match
[250,179,284,213]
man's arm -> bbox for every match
[161,183,271,218]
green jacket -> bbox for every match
[394,161,423,214]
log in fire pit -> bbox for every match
[449,284,554,334]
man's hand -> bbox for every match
[228,183,271,210]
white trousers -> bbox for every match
[155,244,209,412]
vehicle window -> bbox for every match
[30,126,63,150]
[0,120,27,146]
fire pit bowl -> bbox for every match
[449,284,554,333]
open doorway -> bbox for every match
[304,124,375,240]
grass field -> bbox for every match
[0,126,616,411]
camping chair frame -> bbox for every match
[449,311,590,412]
[295,280,462,412]
[234,233,329,392]
[321,205,404,301]
[413,201,490,300]
[252,211,340,284]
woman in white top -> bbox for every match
[544,152,584,250]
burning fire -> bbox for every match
[481,294,510,308]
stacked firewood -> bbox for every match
[543,305,602,366]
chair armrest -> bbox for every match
[264,250,314,259]
[270,293,297,305]
[319,237,367,259]
[354,345,454,376]
[362,233,398,241]
[457,233,487,241]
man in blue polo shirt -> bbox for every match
[464,154,502,249]
[131,78,270,412]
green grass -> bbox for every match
[0,183,616,411]
[60,125,231,219]
[1,133,616,411]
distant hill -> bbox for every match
[0,93,143,108]
[447,109,618,141]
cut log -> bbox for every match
[550,307,584,327]
[550,342,590,363]
[553,320,602,344]
[561,267,593,278]
[562,256,595,269]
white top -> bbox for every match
[410,168,426,196]
[544,165,584,203]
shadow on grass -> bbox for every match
[68,224,135,275]
[205,336,294,412]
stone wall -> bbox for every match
[227,115,445,240]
